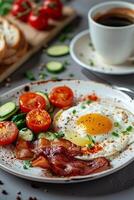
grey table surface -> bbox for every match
[0,0,134,199]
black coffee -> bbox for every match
[94,8,134,27]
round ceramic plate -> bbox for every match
[70,30,134,75]
[0,80,134,183]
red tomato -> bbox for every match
[19,92,46,113]
[43,0,63,20]
[28,10,49,30]
[49,86,74,108]
[0,122,18,146]
[26,109,51,133]
[11,0,32,22]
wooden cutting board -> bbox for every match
[0,6,77,83]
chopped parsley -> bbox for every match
[86,143,94,148]
[112,132,119,137]
[69,73,74,77]
[23,160,32,170]
[72,109,76,114]
[89,42,93,47]
[87,135,95,144]
[54,131,65,139]
[39,72,48,80]
[126,126,133,132]
[24,70,36,81]
[89,60,94,66]
[114,122,120,127]
[86,100,92,104]
[81,105,86,109]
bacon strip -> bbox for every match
[32,139,110,177]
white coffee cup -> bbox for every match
[88,1,134,65]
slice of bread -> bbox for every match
[2,33,28,65]
[0,18,21,49]
[0,33,6,61]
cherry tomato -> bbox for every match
[49,86,74,108]
[11,0,32,22]
[26,109,51,133]
[28,9,49,30]
[43,0,63,20]
[0,122,18,146]
[19,92,46,113]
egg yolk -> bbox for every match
[77,113,113,135]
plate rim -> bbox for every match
[70,29,134,75]
[0,79,134,183]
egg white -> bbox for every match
[54,100,134,159]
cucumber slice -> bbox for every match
[0,102,16,118]
[0,107,19,122]
[46,45,69,57]
[12,113,26,130]
[46,61,64,73]
[36,92,50,110]
[19,128,34,141]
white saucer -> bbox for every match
[70,30,134,75]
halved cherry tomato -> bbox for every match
[43,0,63,20]
[32,156,50,169]
[19,92,46,113]
[49,86,74,108]
[28,9,49,30]
[0,122,18,146]
[26,109,51,133]
[15,139,33,160]
[11,0,32,22]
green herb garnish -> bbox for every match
[89,60,94,66]
[114,122,120,127]
[24,70,36,81]
[55,131,65,139]
[126,126,133,132]
[86,100,92,105]
[87,135,95,144]
[23,160,32,170]
[86,143,94,148]
[72,109,76,114]
[112,132,119,137]
[81,105,86,109]
[69,73,74,77]
[39,72,48,80]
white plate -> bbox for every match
[0,80,134,183]
[70,30,134,75]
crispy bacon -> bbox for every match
[33,138,82,157]
[31,138,110,177]
[49,154,110,177]
[37,145,110,177]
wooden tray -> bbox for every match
[0,6,77,83]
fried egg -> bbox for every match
[54,100,134,159]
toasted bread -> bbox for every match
[0,18,21,49]
[2,33,28,65]
[0,33,6,61]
